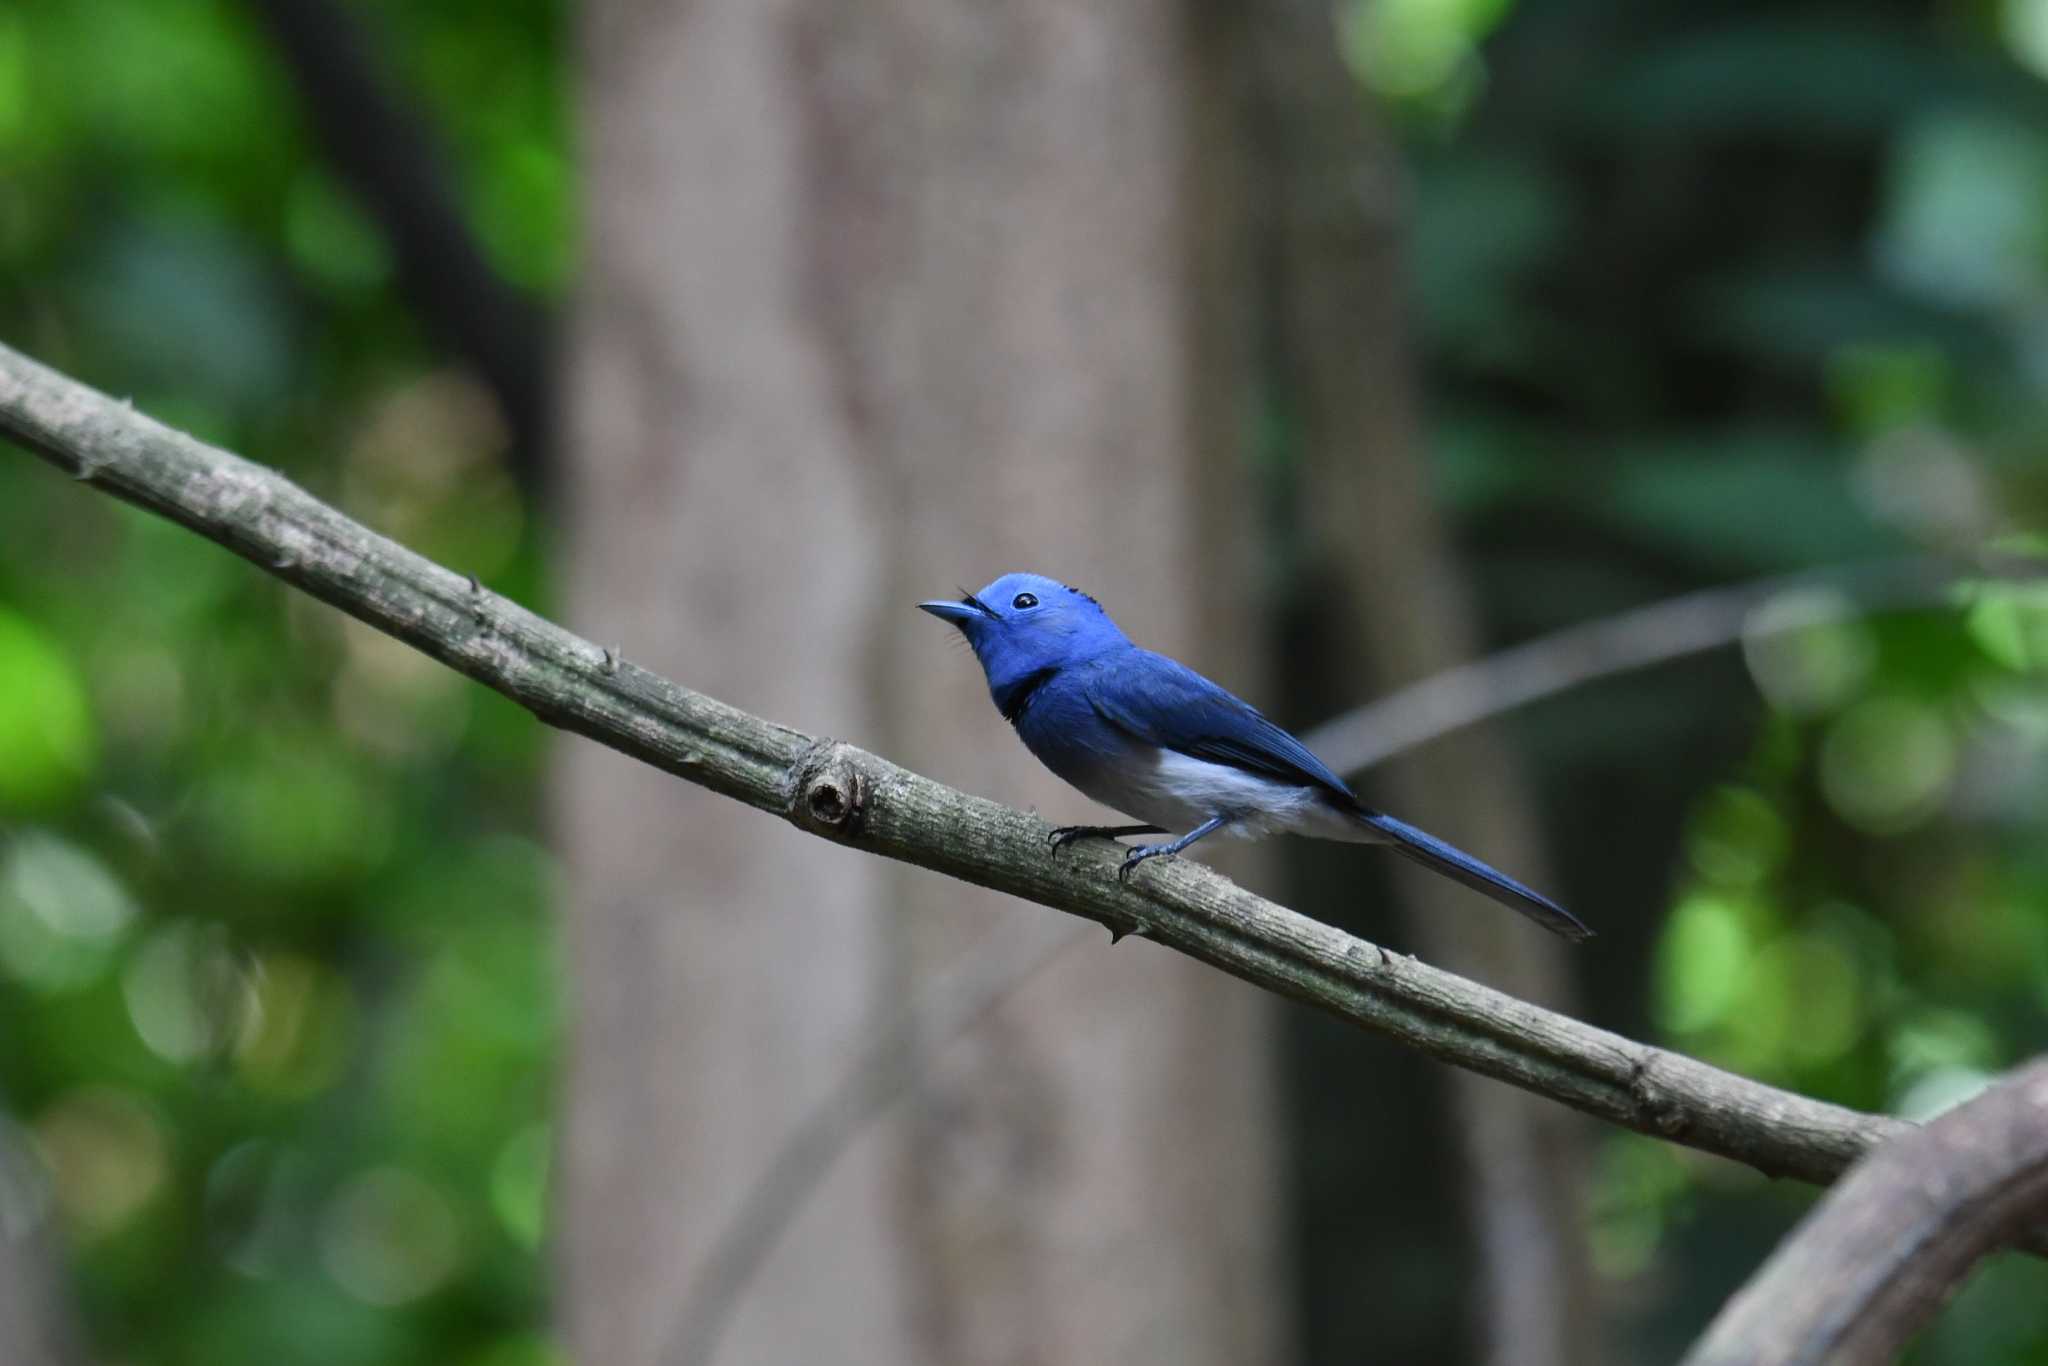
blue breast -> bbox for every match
[1007,668,1143,798]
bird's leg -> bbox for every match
[1047,823,1164,854]
[1117,815,1232,883]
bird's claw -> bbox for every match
[1049,824,1149,855]
[1116,845,1169,883]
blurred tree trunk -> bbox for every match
[1256,7,1599,1366]
[558,3,1278,1365]
[0,1129,79,1366]
[0,1241,75,1366]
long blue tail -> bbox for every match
[1360,810,1592,942]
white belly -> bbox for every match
[1082,748,1375,843]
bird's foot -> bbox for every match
[1048,825,1102,854]
[1116,843,1173,883]
[1048,823,1161,856]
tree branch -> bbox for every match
[1683,1057,2048,1365]
[0,338,1949,1192]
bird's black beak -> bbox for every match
[918,592,995,625]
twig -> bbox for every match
[1682,1057,2048,1366]
[0,339,1960,1202]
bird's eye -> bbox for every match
[1012,592,1038,610]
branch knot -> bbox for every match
[1629,1054,1692,1137]
[789,740,868,840]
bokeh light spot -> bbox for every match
[1340,0,1512,117]
[1965,583,2048,672]
[205,1140,311,1279]
[235,953,358,1099]
[2002,0,2048,81]
[0,830,136,992]
[1894,1065,1995,1122]
[197,741,395,888]
[319,1167,464,1306]
[1771,934,1863,1068]
[33,1087,169,1239]
[490,1123,550,1250]
[285,170,393,293]
[1888,1008,1999,1115]
[1819,695,1956,833]
[123,920,257,1065]
[1684,786,1788,888]
[1588,1135,1690,1279]
[1655,892,1752,1034]
[1742,590,1875,716]
[0,609,97,810]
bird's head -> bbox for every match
[919,573,1127,705]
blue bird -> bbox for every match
[920,572,1591,941]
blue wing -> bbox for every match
[1082,649,1359,801]
[1083,649,1594,941]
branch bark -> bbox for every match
[0,338,1957,1192]
[1683,1057,2048,1366]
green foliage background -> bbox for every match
[2,0,2047,1363]
[0,2,567,1363]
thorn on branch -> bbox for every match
[465,574,493,626]
[603,646,619,675]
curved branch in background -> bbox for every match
[1683,1057,2048,1366]
[244,0,553,494]
[1305,558,1980,777]
[0,338,2014,1213]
